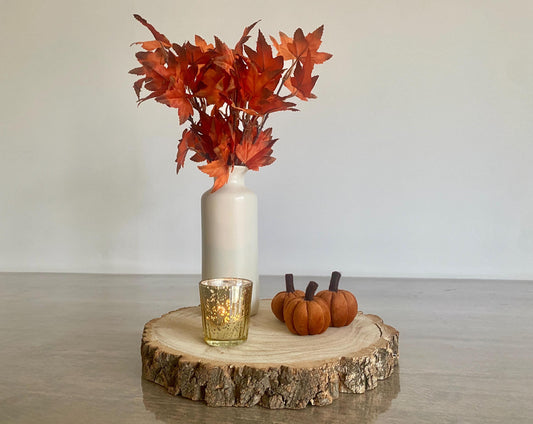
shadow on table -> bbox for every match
[142,368,400,424]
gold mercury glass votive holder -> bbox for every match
[199,278,253,346]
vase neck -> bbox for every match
[226,166,248,185]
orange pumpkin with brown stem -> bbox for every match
[316,271,358,327]
[283,281,331,335]
[271,274,304,322]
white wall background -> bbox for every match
[1,0,532,279]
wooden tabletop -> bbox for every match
[0,273,531,423]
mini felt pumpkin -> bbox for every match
[271,274,305,322]
[283,281,331,335]
[316,271,358,327]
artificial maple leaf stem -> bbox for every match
[191,97,201,113]
[254,114,275,144]
[277,59,297,96]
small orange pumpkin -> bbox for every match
[316,271,358,327]
[283,281,331,335]
[271,274,305,322]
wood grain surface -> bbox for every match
[141,299,399,408]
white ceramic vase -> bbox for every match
[201,166,259,315]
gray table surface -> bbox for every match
[0,273,532,423]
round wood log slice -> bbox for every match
[141,299,399,409]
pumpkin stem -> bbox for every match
[285,274,295,292]
[329,271,341,292]
[304,281,319,301]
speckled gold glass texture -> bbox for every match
[199,278,252,346]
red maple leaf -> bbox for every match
[287,28,308,60]
[212,37,235,73]
[238,62,285,113]
[286,54,318,100]
[235,128,277,171]
[190,110,236,163]
[130,50,171,101]
[244,31,284,75]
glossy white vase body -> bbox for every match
[201,166,259,315]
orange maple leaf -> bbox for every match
[198,160,230,192]
[303,25,332,64]
[244,31,284,75]
[239,65,297,114]
[212,37,235,73]
[271,26,332,66]
[157,79,193,124]
[234,21,260,55]
[235,128,277,171]
[194,67,233,107]
[288,28,308,60]
[190,110,235,163]
[253,94,297,115]
[286,54,318,100]
[270,32,294,61]
[133,15,171,48]
[130,50,172,102]
[195,35,214,52]
[176,129,195,172]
